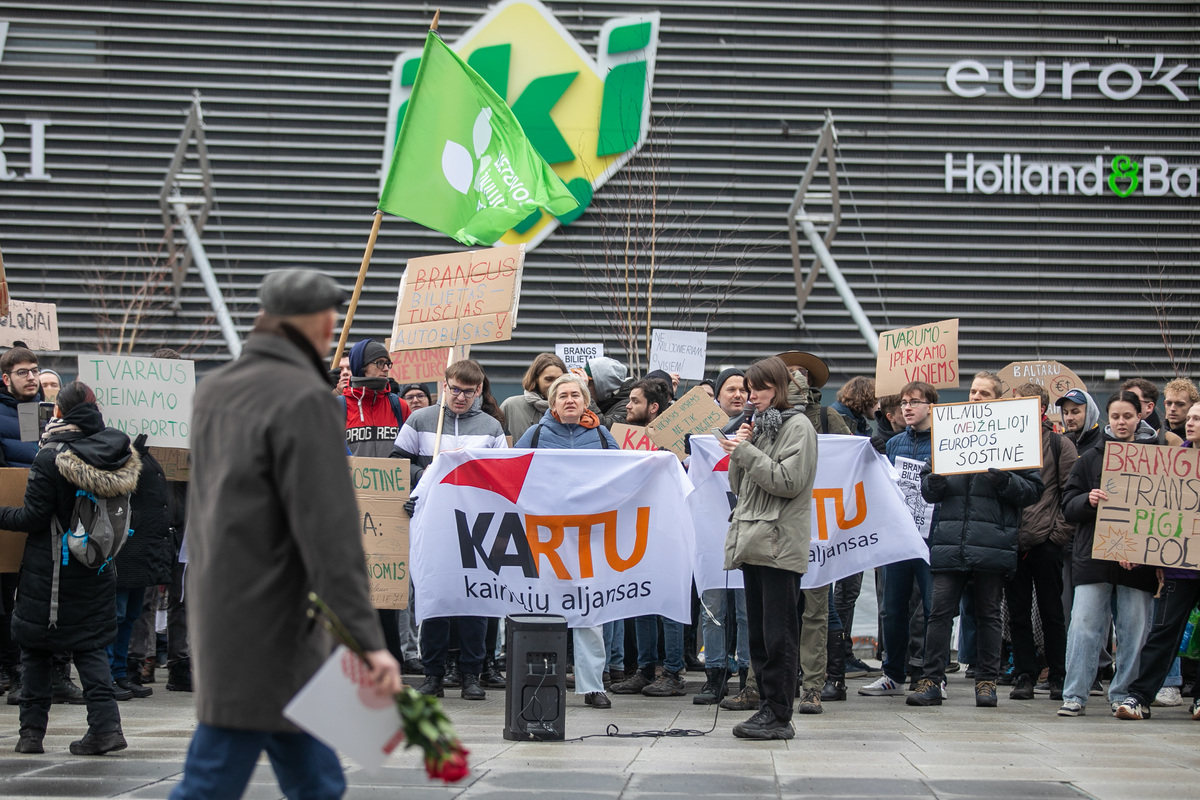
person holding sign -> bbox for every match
[718,357,818,740]
[1056,391,1157,718]
[1113,401,1200,722]
[499,353,565,442]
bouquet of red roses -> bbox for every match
[308,593,469,783]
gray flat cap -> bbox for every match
[259,269,345,315]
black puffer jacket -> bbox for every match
[920,466,1043,578]
[115,435,174,589]
[1061,431,1158,591]
[0,403,141,652]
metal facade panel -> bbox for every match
[0,1,1195,386]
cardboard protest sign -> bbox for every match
[895,457,933,538]
[1092,441,1200,568]
[931,396,1042,475]
[609,423,659,452]
[0,469,28,572]
[0,245,9,317]
[648,329,707,380]
[284,645,404,770]
[0,300,59,350]
[997,360,1086,404]
[350,457,410,609]
[390,244,524,350]
[148,447,190,482]
[78,355,195,449]
[556,342,602,371]
[647,386,727,459]
[388,348,451,384]
[875,318,958,396]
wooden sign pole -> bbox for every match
[330,210,383,370]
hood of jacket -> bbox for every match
[55,435,142,498]
[1103,420,1158,443]
[588,357,629,403]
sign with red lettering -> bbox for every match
[1092,441,1200,569]
[875,318,959,396]
[389,244,524,350]
[388,348,452,384]
[610,423,659,452]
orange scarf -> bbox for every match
[551,408,600,429]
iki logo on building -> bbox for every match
[945,153,1198,198]
[382,0,659,250]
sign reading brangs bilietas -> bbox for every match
[390,244,525,351]
[1092,441,1200,569]
[875,318,959,396]
[350,457,410,609]
[77,355,195,449]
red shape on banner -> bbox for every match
[713,455,730,472]
[440,453,535,504]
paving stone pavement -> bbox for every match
[2,670,1198,799]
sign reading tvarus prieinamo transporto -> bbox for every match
[382,0,659,250]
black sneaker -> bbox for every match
[417,675,444,697]
[1009,674,1034,700]
[641,669,685,697]
[997,663,1016,686]
[964,665,975,679]
[69,730,127,756]
[584,691,611,708]
[1049,680,1063,701]
[166,661,193,692]
[15,733,44,754]
[1089,678,1104,696]
[906,678,943,706]
[6,680,21,706]
[402,658,425,676]
[732,705,794,740]
[844,656,881,679]
[115,676,151,699]
[111,681,134,702]
[975,680,998,708]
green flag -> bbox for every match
[378,31,579,246]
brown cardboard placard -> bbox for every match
[389,348,453,384]
[647,386,727,460]
[0,299,59,351]
[1092,441,1200,568]
[875,318,959,397]
[389,244,524,351]
[610,423,660,452]
[0,469,29,572]
[149,447,190,482]
[349,457,410,609]
[930,396,1043,475]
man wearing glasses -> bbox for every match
[860,381,939,697]
[0,347,44,468]
[340,339,409,459]
[392,359,506,701]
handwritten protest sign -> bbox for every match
[0,300,58,350]
[648,386,726,459]
[148,447,190,482]
[997,360,1086,404]
[0,469,28,572]
[388,348,451,384]
[648,329,707,380]
[350,457,410,609]
[390,244,524,351]
[610,423,659,452]
[77,355,195,449]
[895,457,933,538]
[875,318,958,396]
[1092,441,1200,568]
[931,396,1042,475]
[556,342,602,371]
[0,246,9,317]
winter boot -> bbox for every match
[479,656,506,689]
[52,663,86,705]
[821,629,848,701]
[720,668,760,711]
[166,660,193,692]
[443,657,462,688]
[693,667,729,705]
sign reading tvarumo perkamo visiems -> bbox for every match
[389,244,524,351]
[647,386,727,460]
[874,318,959,396]
[77,355,195,449]
[0,299,58,350]
[555,342,602,371]
[609,423,658,452]
[930,396,1042,475]
[1092,442,1200,569]
[648,329,707,380]
[350,457,410,609]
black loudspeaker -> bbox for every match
[503,614,567,741]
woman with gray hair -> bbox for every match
[515,373,618,708]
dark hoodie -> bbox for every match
[871,408,904,453]
[341,339,409,458]
[0,384,43,467]
[0,402,142,652]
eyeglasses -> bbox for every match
[369,358,393,370]
[446,385,478,399]
[10,368,39,379]
[899,400,929,408]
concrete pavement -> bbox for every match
[1,670,1198,799]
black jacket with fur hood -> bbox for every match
[0,403,141,652]
[115,435,173,589]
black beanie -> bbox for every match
[715,368,745,395]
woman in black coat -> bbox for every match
[2,382,141,755]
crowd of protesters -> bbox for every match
[3,310,1200,752]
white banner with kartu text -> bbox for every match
[689,435,929,592]
[410,449,695,628]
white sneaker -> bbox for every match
[859,675,904,696]
[1153,686,1183,707]
[1057,700,1085,717]
[940,679,948,699]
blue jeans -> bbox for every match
[170,723,345,800]
[881,558,932,682]
[700,588,749,671]
[634,616,683,674]
[603,620,625,672]
[1062,582,1152,707]
[108,587,145,679]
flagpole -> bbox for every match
[432,343,455,460]
[330,209,384,370]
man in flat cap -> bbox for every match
[173,269,401,799]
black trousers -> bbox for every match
[922,571,1005,683]
[742,564,801,722]
[20,647,120,737]
[833,572,863,657]
[1128,578,1200,706]
[420,616,487,676]
[1007,541,1067,683]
